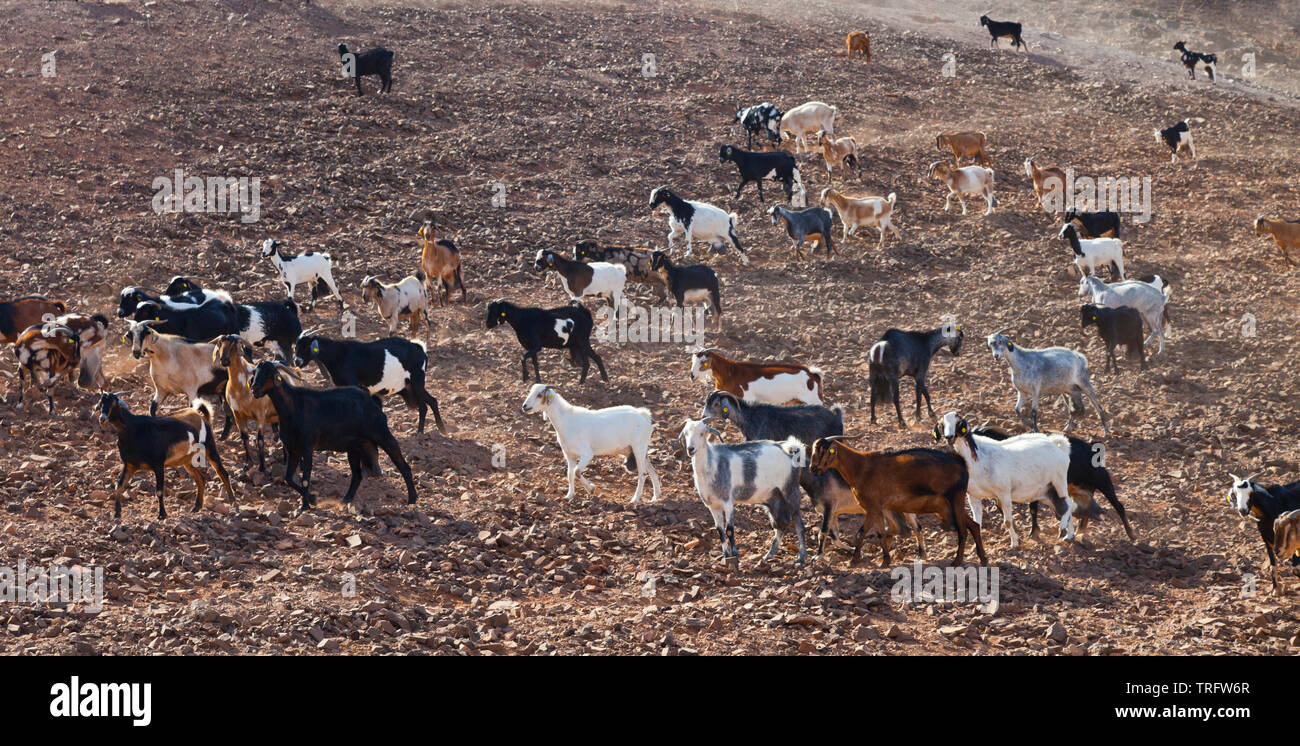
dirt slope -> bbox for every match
[0,0,1297,654]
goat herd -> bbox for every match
[3,15,1300,604]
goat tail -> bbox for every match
[728,211,740,225]
[868,339,888,365]
[191,397,215,428]
[1047,433,1071,455]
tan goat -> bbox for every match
[212,335,298,473]
[819,136,860,178]
[845,31,870,58]
[1253,216,1300,265]
[418,219,467,305]
[820,188,899,248]
[1024,157,1068,214]
[935,131,991,167]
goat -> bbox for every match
[733,102,782,149]
[1081,304,1145,373]
[1060,222,1124,280]
[574,240,666,297]
[927,161,996,215]
[123,320,233,435]
[0,296,66,345]
[678,418,807,565]
[973,426,1135,541]
[649,252,722,318]
[979,15,1026,51]
[819,135,860,178]
[1252,216,1300,265]
[116,284,228,319]
[1154,119,1197,163]
[49,313,109,389]
[868,323,963,426]
[1274,510,1300,593]
[417,219,467,305]
[808,435,986,566]
[987,332,1110,434]
[1024,157,1067,214]
[211,335,297,473]
[162,277,302,360]
[249,361,417,510]
[259,238,344,311]
[935,131,991,167]
[293,333,446,435]
[936,411,1073,549]
[485,300,607,383]
[649,187,747,264]
[94,393,234,520]
[690,348,823,405]
[337,42,393,96]
[130,299,238,344]
[1065,208,1121,239]
[768,204,835,260]
[1228,474,1300,591]
[1173,41,1216,82]
[718,144,803,205]
[11,324,80,412]
[360,273,430,335]
[533,250,626,315]
[1078,274,1171,356]
[700,390,918,557]
[522,384,660,503]
[846,31,870,58]
[819,188,898,248]
[778,101,837,154]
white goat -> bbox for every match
[1059,222,1124,280]
[522,384,660,503]
[926,161,996,215]
[779,101,838,154]
[648,187,747,264]
[678,417,807,564]
[1078,274,1171,355]
[987,332,1110,434]
[936,411,1074,549]
[259,238,344,310]
[360,273,430,334]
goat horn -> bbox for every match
[1245,471,1262,483]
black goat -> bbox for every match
[249,361,417,510]
[733,103,782,149]
[868,325,964,426]
[338,43,394,96]
[1064,208,1121,239]
[1229,474,1300,589]
[1173,41,1216,82]
[718,144,801,204]
[974,426,1135,541]
[1081,303,1145,373]
[979,15,1025,51]
[648,252,721,318]
[164,277,302,360]
[293,334,446,434]
[94,393,235,520]
[131,300,238,342]
[485,300,607,384]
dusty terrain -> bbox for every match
[0,0,1298,655]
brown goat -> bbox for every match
[0,296,67,345]
[53,312,109,389]
[846,31,870,58]
[11,324,81,412]
[1024,157,1068,214]
[809,436,987,567]
[212,335,298,473]
[1253,216,1300,265]
[935,131,991,167]
[418,219,467,305]
[1273,509,1300,593]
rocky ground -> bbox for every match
[0,0,1298,655]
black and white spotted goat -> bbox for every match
[1173,41,1216,82]
[718,144,805,206]
[260,238,345,310]
[1154,119,1199,163]
[1228,473,1300,591]
[649,187,747,264]
[293,332,446,434]
[733,102,782,149]
[163,277,302,360]
[485,300,607,384]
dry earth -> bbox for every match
[0,0,1298,655]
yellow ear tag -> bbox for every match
[722,407,728,414]
[543,392,552,404]
[276,375,282,382]
[830,448,835,454]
